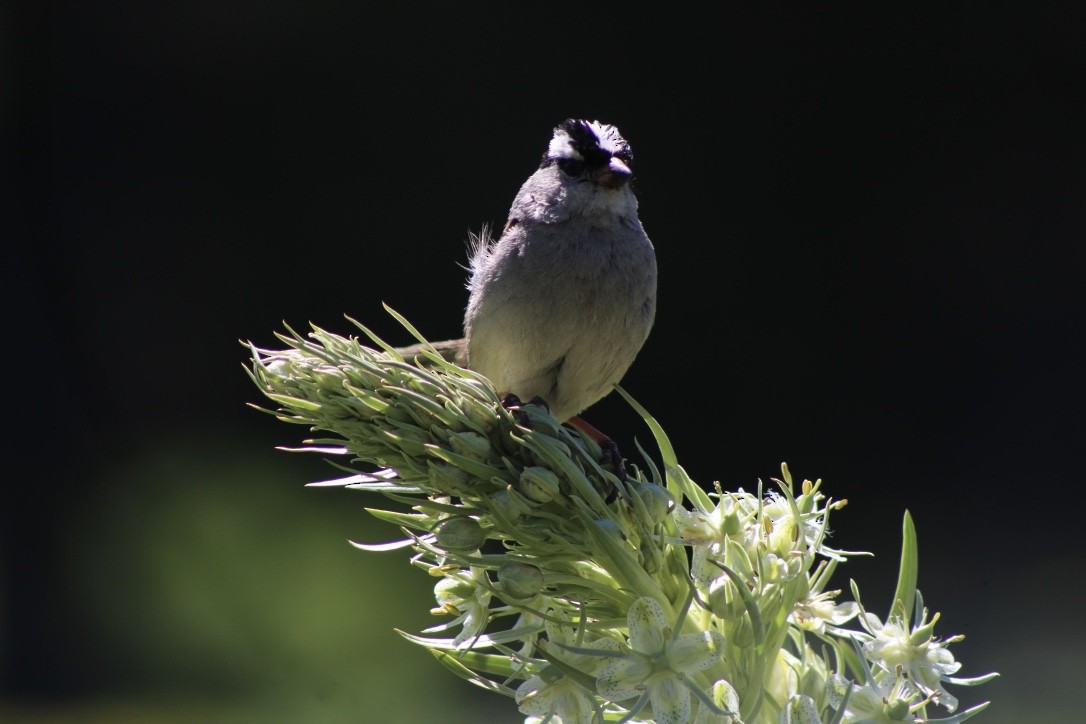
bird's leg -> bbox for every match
[566,415,626,486]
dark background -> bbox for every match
[4,3,1084,722]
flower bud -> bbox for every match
[428,461,470,493]
[449,431,492,461]
[460,396,500,433]
[519,466,561,503]
[434,517,487,551]
[498,561,544,600]
[883,698,909,720]
[313,365,346,391]
[434,574,477,603]
[708,577,747,624]
[721,506,742,537]
[490,489,532,522]
[633,483,673,526]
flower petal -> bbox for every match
[650,674,691,724]
[596,655,651,701]
[667,631,725,673]
[627,597,668,654]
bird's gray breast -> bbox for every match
[465,217,656,420]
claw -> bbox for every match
[501,393,530,426]
[566,415,626,498]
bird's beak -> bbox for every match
[592,157,633,189]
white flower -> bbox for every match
[858,608,963,711]
[789,590,860,633]
[516,610,621,724]
[827,670,919,723]
[673,502,732,585]
[516,671,599,724]
[432,567,492,647]
[596,598,725,724]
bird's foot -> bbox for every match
[501,394,551,426]
[597,438,626,485]
[501,393,530,426]
[567,415,626,492]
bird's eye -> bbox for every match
[557,158,585,177]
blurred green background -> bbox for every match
[4,4,1085,722]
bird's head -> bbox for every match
[540,119,634,190]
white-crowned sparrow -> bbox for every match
[400,120,656,469]
[464,119,657,425]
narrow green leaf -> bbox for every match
[265,393,323,412]
[892,510,919,624]
[578,509,666,612]
[614,385,712,510]
[714,561,765,646]
[424,444,508,482]
[536,646,601,691]
[427,649,516,695]
[923,701,991,723]
[364,507,435,531]
[380,303,432,348]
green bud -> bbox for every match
[437,575,478,601]
[313,365,346,391]
[725,615,756,649]
[708,579,745,622]
[262,359,299,393]
[519,466,561,503]
[498,561,544,599]
[460,396,500,433]
[884,698,909,720]
[449,431,492,461]
[491,489,532,522]
[910,612,939,645]
[721,506,742,537]
[434,517,487,551]
[428,461,470,493]
[633,483,673,526]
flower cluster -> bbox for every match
[246,311,996,723]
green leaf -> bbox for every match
[426,649,517,695]
[921,701,991,723]
[424,444,508,483]
[892,509,918,624]
[713,561,765,646]
[264,393,323,412]
[536,646,601,692]
[363,507,434,531]
[614,385,712,511]
[578,507,666,611]
[380,303,431,348]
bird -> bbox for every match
[402,119,657,473]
